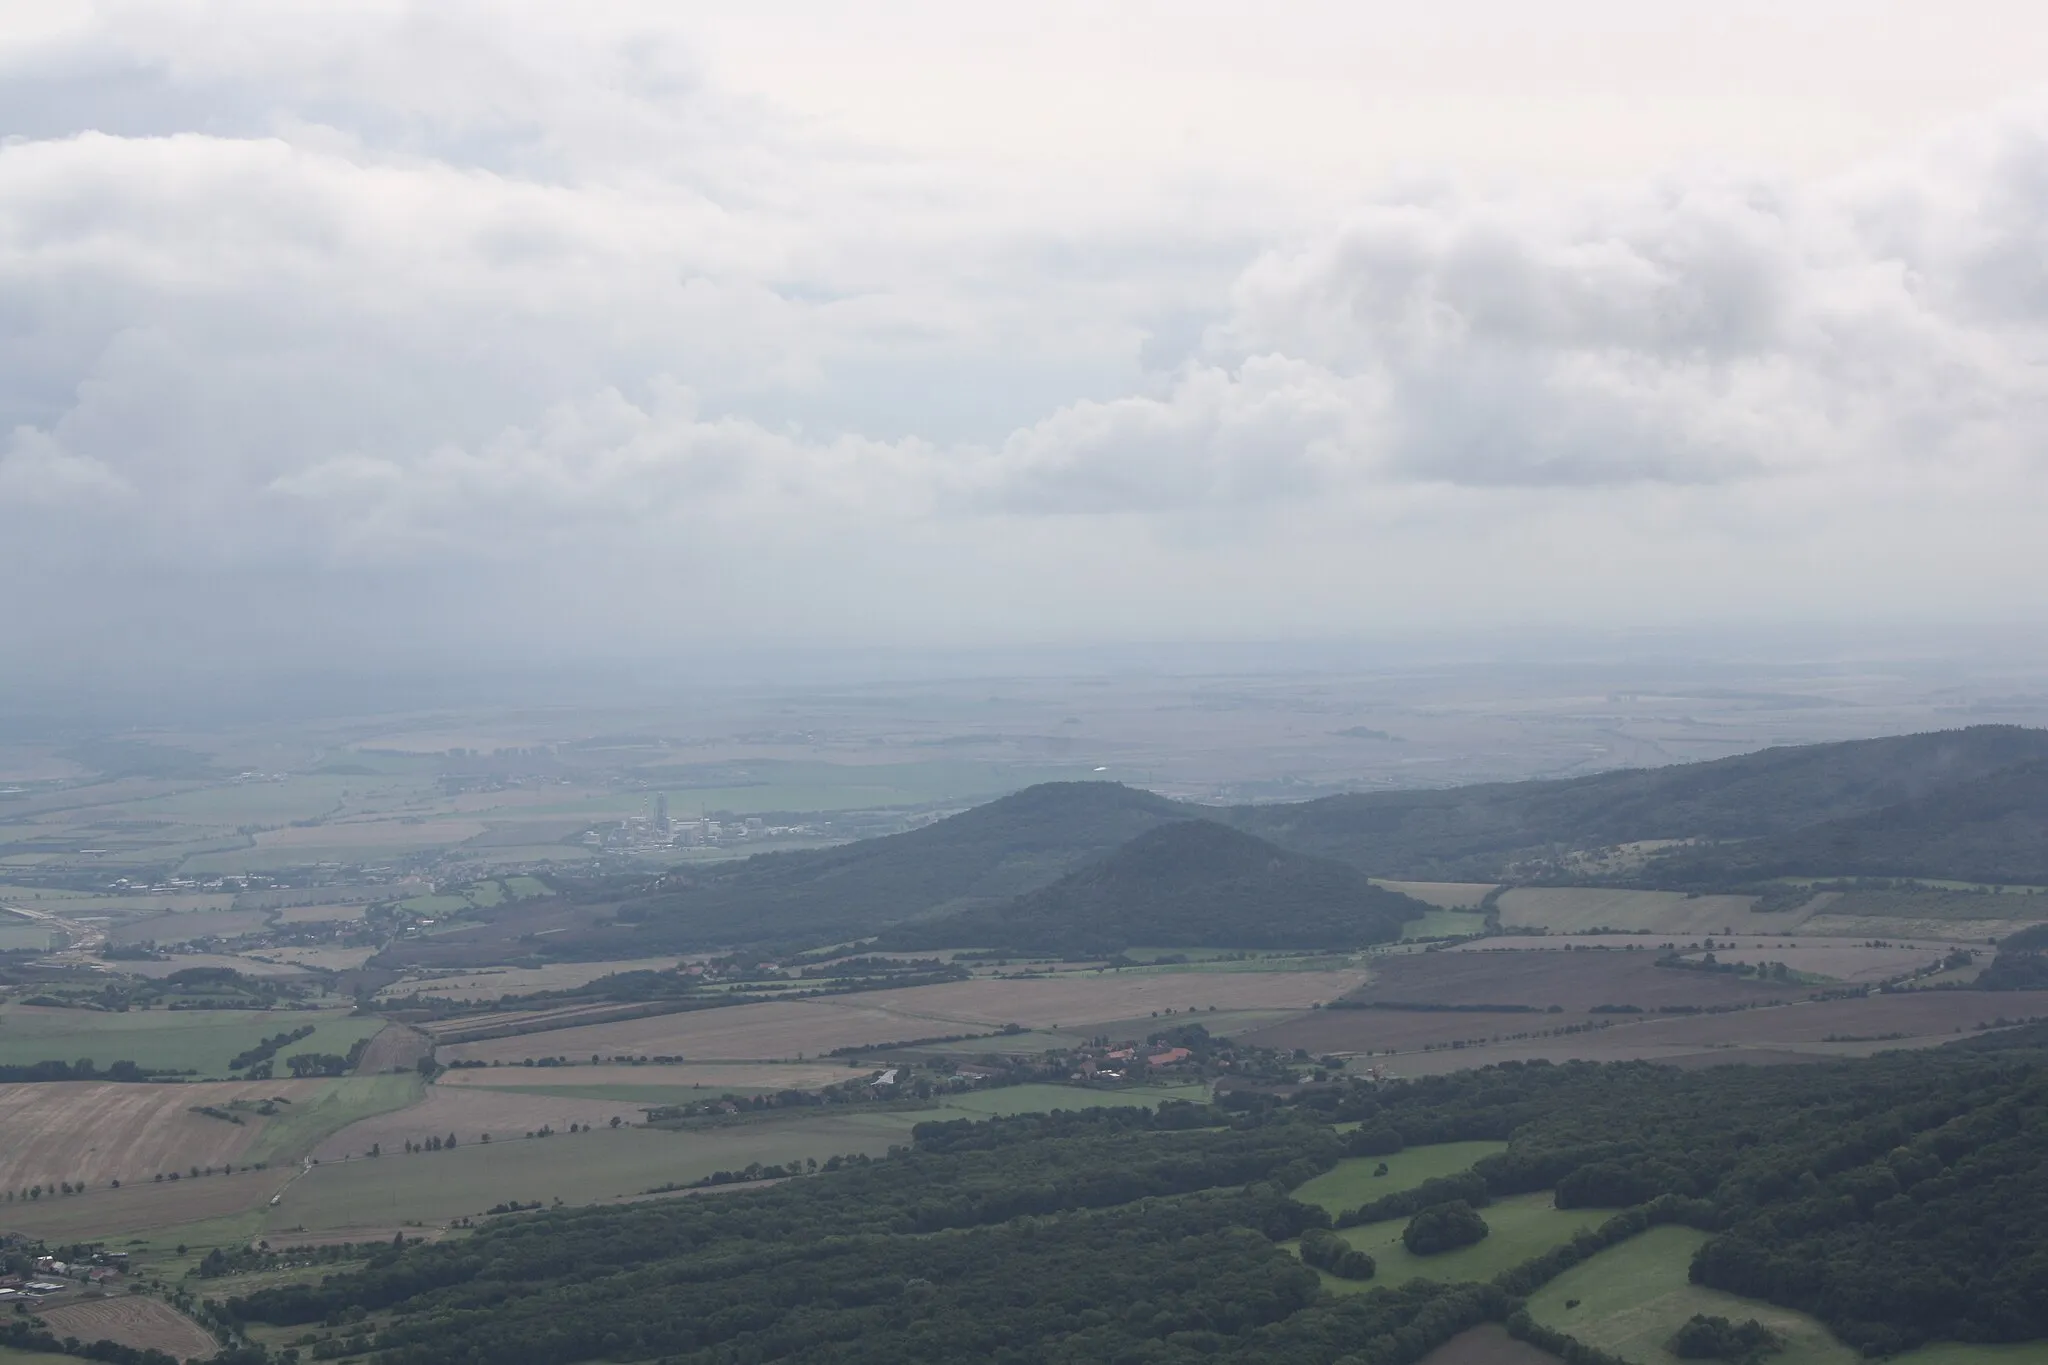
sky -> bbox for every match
[5,1,2048,681]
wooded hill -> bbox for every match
[1228,725,2048,883]
[883,821,1424,956]
[607,782,1192,950]
[539,726,2048,955]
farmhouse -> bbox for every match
[1147,1047,1191,1068]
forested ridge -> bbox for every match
[220,1024,2048,1364]
[553,727,2048,957]
[883,821,1423,955]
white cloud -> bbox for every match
[3,4,2048,665]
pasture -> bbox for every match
[1377,882,1497,910]
[1527,1225,1856,1365]
[1289,1142,1507,1214]
[270,1110,928,1234]
[33,1297,216,1363]
[1315,1192,1603,1289]
[0,1006,385,1077]
[1401,909,1488,940]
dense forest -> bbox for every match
[1229,725,2048,882]
[600,782,1192,950]
[1636,759,2048,887]
[221,1023,2048,1364]
[883,821,1423,955]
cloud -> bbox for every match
[3,6,2048,665]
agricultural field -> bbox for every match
[1376,882,1497,910]
[381,957,685,1002]
[0,1078,330,1191]
[931,1082,1208,1116]
[107,908,275,944]
[1416,1325,1561,1365]
[437,1061,864,1098]
[118,954,314,979]
[269,1110,929,1235]
[1494,888,1795,936]
[0,1005,384,1076]
[1329,988,2048,1076]
[1527,1226,1856,1365]
[0,1076,420,1240]
[1290,1143,1507,1214]
[1451,935,1978,985]
[1313,1192,1603,1289]
[1402,909,1489,940]
[440,970,1365,1066]
[311,1085,650,1158]
[32,1296,217,1362]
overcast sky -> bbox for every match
[5,1,2048,680]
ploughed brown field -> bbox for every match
[1348,950,1800,1012]
[437,1062,857,1091]
[35,1296,217,1362]
[1252,981,2048,1073]
[0,1079,328,1192]
[350,1023,433,1075]
[440,971,1366,1065]
[1417,1324,1562,1365]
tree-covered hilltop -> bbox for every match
[218,1024,2048,1364]
[1227,725,2048,881]
[600,781,1194,949]
[884,820,1425,954]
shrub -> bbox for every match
[1402,1200,1489,1255]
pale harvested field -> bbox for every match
[275,903,371,925]
[36,1296,217,1362]
[836,971,1368,1030]
[384,958,683,1002]
[108,909,273,944]
[120,954,312,979]
[260,945,378,971]
[0,1080,328,1191]
[312,1086,647,1158]
[439,1062,856,1091]
[1801,915,2031,943]
[1376,881,1498,909]
[252,818,489,850]
[1707,943,1974,983]
[440,999,916,1065]
[444,972,1363,1065]
[1496,888,1794,936]
[1452,936,1978,984]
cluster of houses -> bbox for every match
[0,1253,124,1303]
[1070,1043,1192,1082]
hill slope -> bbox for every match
[611,782,1194,948]
[888,820,1424,955]
[1226,725,2048,880]
[1639,758,2048,887]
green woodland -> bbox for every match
[196,1022,2048,1365]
